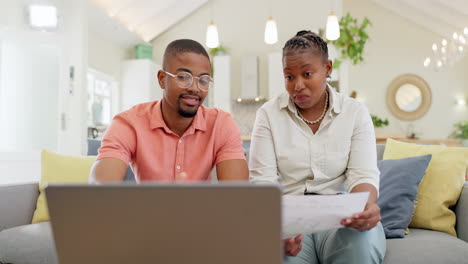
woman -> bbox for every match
[249,30,386,263]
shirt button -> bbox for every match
[179,139,183,144]
[176,165,181,170]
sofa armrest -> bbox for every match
[0,183,39,232]
[456,182,468,242]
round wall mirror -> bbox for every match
[386,74,432,121]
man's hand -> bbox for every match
[284,234,303,256]
[89,158,128,183]
[341,202,381,231]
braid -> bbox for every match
[283,30,328,61]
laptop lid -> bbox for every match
[45,183,282,264]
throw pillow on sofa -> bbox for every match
[383,139,468,237]
[377,154,432,238]
[32,150,96,223]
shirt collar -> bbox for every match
[279,84,342,114]
[327,84,342,114]
[150,100,166,129]
[191,105,207,131]
[150,100,207,132]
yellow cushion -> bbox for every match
[383,139,468,236]
[32,150,96,224]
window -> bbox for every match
[87,69,118,139]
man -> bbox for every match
[90,39,248,182]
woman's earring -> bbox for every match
[326,74,332,82]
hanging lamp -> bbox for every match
[264,16,278,44]
[326,11,340,41]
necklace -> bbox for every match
[297,90,329,125]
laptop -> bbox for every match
[45,183,282,264]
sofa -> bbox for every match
[0,144,467,264]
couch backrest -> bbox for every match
[87,139,385,181]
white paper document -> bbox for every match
[282,192,369,238]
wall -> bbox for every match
[151,0,342,99]
[56,0,88,155]
[0,153,41,184]
[0,33,60,152]
[344,0,468,139]
[88,29,132,118]
[0,0,141,185]
[152,0,467,140]
[88,29,131,80]
[0,0,88,185]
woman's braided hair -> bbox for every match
[283,30,328,61]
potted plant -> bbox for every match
[453,121,468,147]
[371,114,389,136]
[371,114,389,128]
[208,44,228,75]
[208,44,228,57]
[328,13,371,69]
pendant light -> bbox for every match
[264,16,278,44]
[326,10,340,41]
[264,0,278,45]
[206,1,219,48]
[206,19,219,48]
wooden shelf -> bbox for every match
[243,134,462,146]
[376,134,462,147]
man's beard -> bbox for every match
[177,107,197,118]
[177,95,201,118]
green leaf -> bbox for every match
[348,44,357,58]
[333,59,342,69]
[343,13,352,24]
[358,31,368,39]
[331,13,371,66]
[340,33,349,43]
[454,120,468,139]
[371,114,389,127]
[361,18,370,29]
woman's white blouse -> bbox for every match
[249,86,380,195]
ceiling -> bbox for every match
[87,0,208,46]
[87,0,468,48]
[372,0,468,38]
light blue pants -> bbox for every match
[284,222,386,264]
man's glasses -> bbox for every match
[162,70,213,92]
